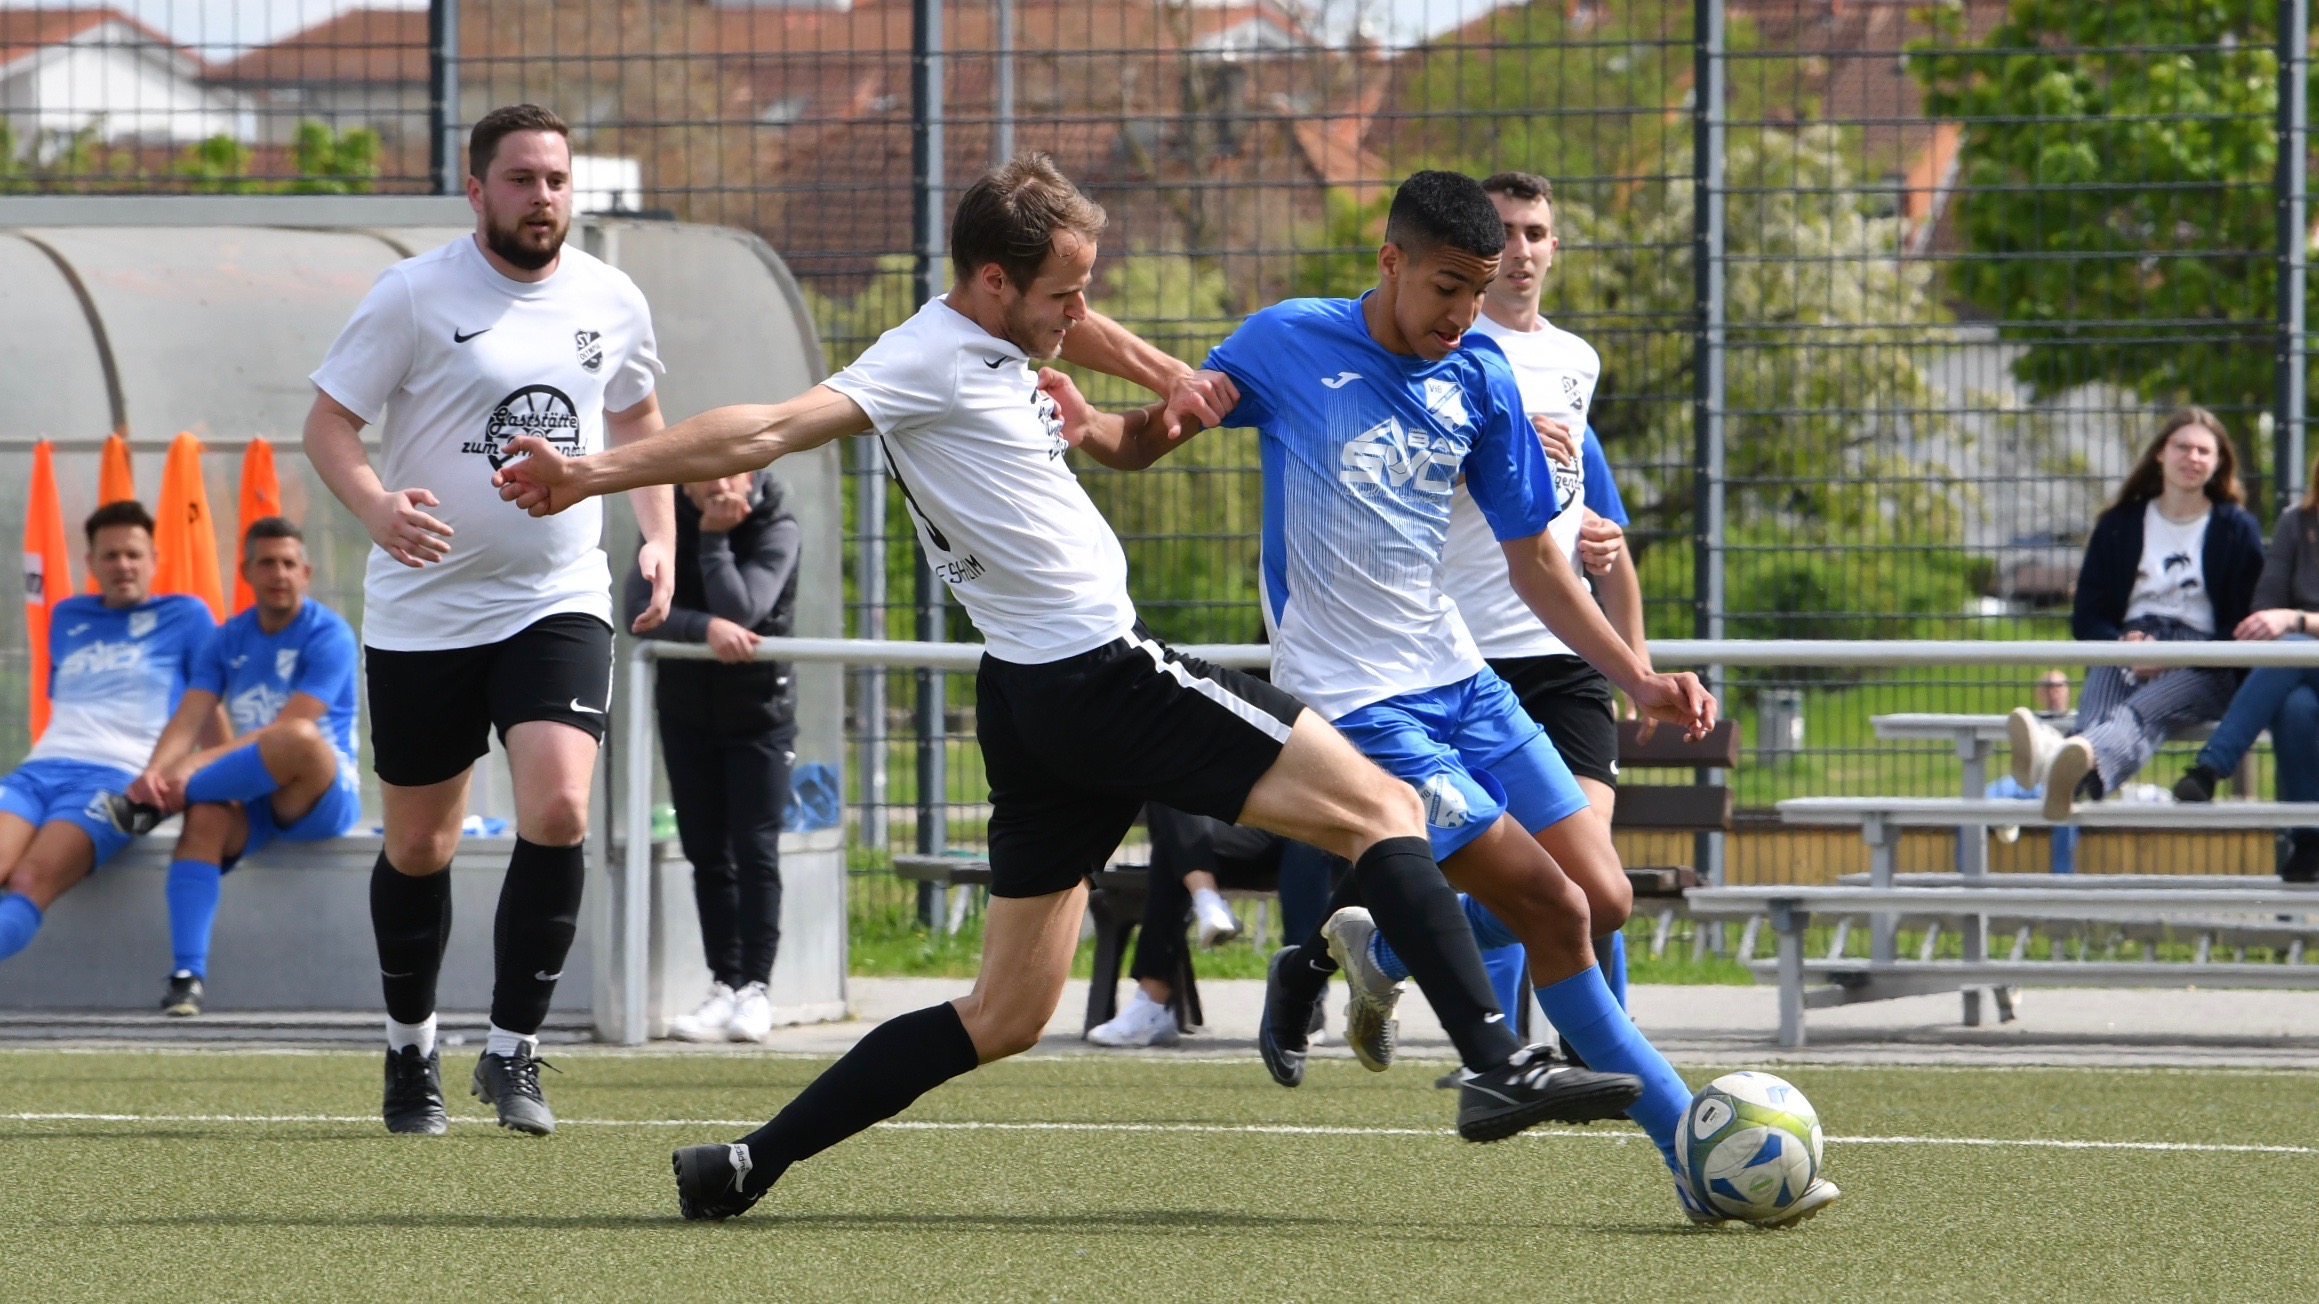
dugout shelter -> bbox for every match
[0,196,846,1038]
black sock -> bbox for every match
[738,1002,981,1193]
[490,838,586,1036]
[1351,836,1521,1072]
[370,854,451,1026]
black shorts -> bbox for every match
[976,626,1306,898]
[365,613,615,788]
[1488,653,1619,788]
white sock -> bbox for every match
[387,1015,437,1057]
[486,1024,537,1060]
[1192,887,1235,926]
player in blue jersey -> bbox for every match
[1049,170,1834,1227]
[0,502,216,967]
[123,517,363,1016]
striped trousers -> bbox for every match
[2075,663,2236,792]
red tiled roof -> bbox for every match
[0,7,188,70]
[206,7,426,86]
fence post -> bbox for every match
[427,0,459,194]
[995,0,1016,163]
[1693,0,1728,890]
[2281,0,2310,516]
[856,443,889,855]
[911,0,950,867]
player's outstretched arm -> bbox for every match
[1057,310,1191,397]
[1501,531,1714,738]
[607,393,675,633]
[495,385,874,517]
[1046,367,1240,471]
[303,391,453,568]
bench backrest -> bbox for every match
[1612,719,1737,835]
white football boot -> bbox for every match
[668,982,737,1044]
[727,981,776,1043]
[1322,907,1403,1072]
[1191,887,1243,947]
[1085,989,1181,1047]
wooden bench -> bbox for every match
[891,854,993,936]
[1610,718,1734,958]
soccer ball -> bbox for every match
[1675,1071,1824,1222]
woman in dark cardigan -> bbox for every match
[2172,451,2319,880]
[2008,407,2264,821]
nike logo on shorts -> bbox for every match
[453,327,491,343]
[534,970,563,982]
[570,698,604,715]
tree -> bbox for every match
[1913,0,2284,413]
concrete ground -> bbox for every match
[16,978,2315,1069]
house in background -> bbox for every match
[0,7,250,149]
[203,6,427,153]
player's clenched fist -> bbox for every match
[1165,368,1240,433]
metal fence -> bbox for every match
[4,0,2313,877]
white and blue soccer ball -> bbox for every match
[1675,1071,1824,1222]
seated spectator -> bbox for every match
[124,518,362,1016]
[2009,408,2263,821]
[1991,669,2079,872]
[0,503,214,967]
[1086,803,1339,1048]
[625,471,801,1044]
[2172,454,2319,881]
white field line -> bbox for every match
[3,1112,2312,1155]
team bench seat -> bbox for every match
[0,833,601,1016]
[1685,882,2319,1046]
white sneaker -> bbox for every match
[2043,738,2095,821]
[1322,906,1402,1073]
[1191,887,1243,947]
[1085,990,1181,1047]
[727,981,775,1043]
[668,982,736,1043]
[2008,707,2063,787]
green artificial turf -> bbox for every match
[3,1050,2314,1301]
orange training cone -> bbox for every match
[231,438,282,614]
[88,432,137,592]
[23,441,72,740]
[153,432,225,622]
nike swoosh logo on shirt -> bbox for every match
[983,356,1009,369]
[66,624,89,636]
[453,328,491,343]
[570,699,604,715]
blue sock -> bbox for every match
[1535,965,1691,1172]
[185,743,278,806]
[1367,928,1411,982]
[1372,896,1527,983]
[1601,929,1628,1009]
[1481,943,1528,1024]
[0,892,43,961]
[166,859,224,978]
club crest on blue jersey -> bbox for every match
[1422,377,1471,429]
[276,647,299,681]
[129,610,156,639]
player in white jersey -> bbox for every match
[1434,170,1653,1026]
[304,104,677,1137]
[497,154,1649,1220]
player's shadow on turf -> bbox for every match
[93,1210,1415,1236]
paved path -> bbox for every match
[8,980,2317,1068]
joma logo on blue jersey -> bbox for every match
[1338,416,1459,493]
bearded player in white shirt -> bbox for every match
[498,154,1652,1219]
[304,104,677,1137]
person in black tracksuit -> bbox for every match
[624,469,800,1042]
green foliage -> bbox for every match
[174,134,256,192]
[1913,0,2285,410]
[284,121,383,193]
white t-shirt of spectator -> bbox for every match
[310,235,662,651]
[823,298,1138,664]
[2125,500,2214,633]
[1437,312,1602,658]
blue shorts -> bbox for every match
[0,758,143,867]
[232,761,362,867]
[1332,669,1593,862]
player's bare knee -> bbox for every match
[520,792,589,847]
[953,996,1044,1060]
[1585,874,1634,934]
[261,717,330,769]
[1347,777,1424,849]
[177,803,235,862]
[384,829,458,876]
